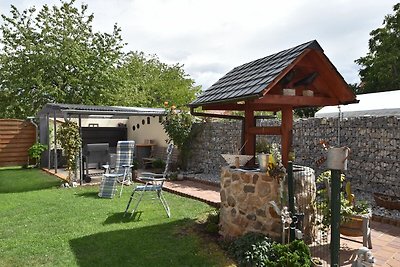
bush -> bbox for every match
[152,158,166,169]
[204,210,220,234]
[228,233,312,267]
[265,240,312,267]
[228,232,274,267]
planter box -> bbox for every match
[340,215,368,237]
[373,192,400,211]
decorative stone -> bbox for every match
[243,185,255,193]
[246,213,257,221]
[256,208,266,217]
[227,196,236,207]
[252,174,259,184]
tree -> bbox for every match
[116,52,200,109]
[0,0,125,119]
[355,4,400,94]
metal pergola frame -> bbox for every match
[37,103,166,184]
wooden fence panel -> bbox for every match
[0,119,36,167]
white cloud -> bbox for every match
[1,0,398,90]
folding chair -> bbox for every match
[98,141,135,198]
[124,143,173,218]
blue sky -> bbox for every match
[1,0,397,90]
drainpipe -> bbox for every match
[27,116,38,143]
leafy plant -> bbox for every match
[56,121,82,183]
[204,210,220,234]
[228,232,275,267]
[264,240,312,267]
[228,233,312,267]
[256,139,271,154]
[161,104,195,169]
[28,142,48,167]
[152,158,166,169]
[316,170,370,230]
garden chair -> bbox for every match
[98,141,135,198]
[124,143,173,218]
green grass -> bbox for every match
[0,169,233,267]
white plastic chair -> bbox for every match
[124,143,173,218]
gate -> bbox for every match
[0,119,36,167]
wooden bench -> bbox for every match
[142,145,179,169]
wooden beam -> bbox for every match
[261,49,313,95]
[253,94,340,107]
[248,126,281,135]
[244,108,255,161]
[281,106,293,167]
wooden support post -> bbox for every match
[281,107,293,167]
[244,107,255,159]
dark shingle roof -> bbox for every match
[190,40,323,107]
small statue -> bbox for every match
[352,247,375,267]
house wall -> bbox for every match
[186,116,400,197]
[127,115,169,147]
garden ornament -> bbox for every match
[269,201,292,244]
[351,246,375,267]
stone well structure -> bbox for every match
[219,167,283,241]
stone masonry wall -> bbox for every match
[219,167,282,241]
[187,116,400,196]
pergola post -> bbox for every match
[281,106,293,167]
[244,107,255,159]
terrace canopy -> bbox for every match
[37,103,166,183]
[189,40,358,166]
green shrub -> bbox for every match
[228,232,274,267]
[205,210,220,234]
[265,240,312,267]
[228,233,312,267]
[152,158,166,169]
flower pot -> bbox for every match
[340,215,364,237]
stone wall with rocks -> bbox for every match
[187,116,400,196]
[187,121,242,174]
[219,167,282,241]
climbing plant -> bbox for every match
[57,121,81,183]
[161,103,195,169]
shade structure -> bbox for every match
[190,40,358,166]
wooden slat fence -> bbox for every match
[0,119,36,167]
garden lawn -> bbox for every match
[0,169,233,267]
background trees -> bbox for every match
[356,3,400,94]
[0,0,198,119]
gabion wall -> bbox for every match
[186,116,400,196]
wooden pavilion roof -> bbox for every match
[190,40,357,110]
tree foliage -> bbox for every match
[0,0,198,119]
[356,4,400,93]
[0,0,125,118]
[116,52,200,109]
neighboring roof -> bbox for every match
[190,40,324,107]
[37,103,166,118]
[315,90,400,118]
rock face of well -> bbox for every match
[219,167,282,241]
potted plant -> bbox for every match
[316,171,371,235]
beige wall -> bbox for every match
[74,118,128,127]
[127,115,168,146]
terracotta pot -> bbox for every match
[340,215,364,237]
